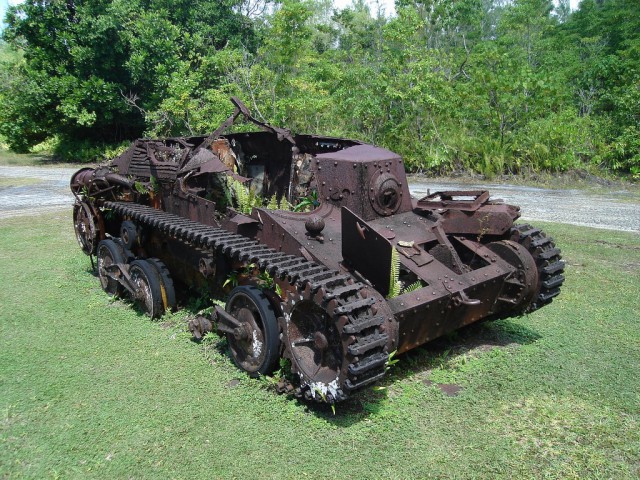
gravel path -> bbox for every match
[0,166,79,219]
[409,178,639,233]
[0,166,637,233]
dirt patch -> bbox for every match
[0,177,39,187]
[1,165,638,232]
[437,383,463,397]
[422,379,464,396]
[0,165,77,218]
[594,240,640,250]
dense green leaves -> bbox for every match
[1,0,638,175]
[0,0,252,154]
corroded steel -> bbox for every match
[70,97,565,403]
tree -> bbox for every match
[0,0,255,154]
[559,0,640,173]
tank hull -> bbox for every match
[70,98,565,403]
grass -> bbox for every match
[1,212,639,479]
[0,148,82,169]
[0,176,39,187]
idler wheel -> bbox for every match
[509,224,565,311]
[487,240,539,312]
[225,286,280,377]
[97,239,125,297]
[73,201,102,255]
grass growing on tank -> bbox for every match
[1,213,639,479]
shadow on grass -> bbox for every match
[0,150,56,166]
[391,319,540,378]
[82,264,541,425]
[303,319,541,425]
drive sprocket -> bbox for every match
[281,279,390,403]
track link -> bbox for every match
[510,224,565,312]
[104,201,389,403]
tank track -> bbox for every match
[510,224,565,312]
[103,201,389,402]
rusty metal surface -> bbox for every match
[69,97,565,403]
[415,190,521,236]
[314,146,413,221]
[341,207,393,296]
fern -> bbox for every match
[278,197,294,211]
[226,176,296,214]
[247,186,258,213]
[265,194,279,210]
[401,281,423,295]
[265,194,295,211]
[387,247,402,298]
[226,177,261,214]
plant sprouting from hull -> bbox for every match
[387,249,425,298]
[293,190,319,212]
[226,177,261,214]
[226,177,294,214]
[388,248,401,298]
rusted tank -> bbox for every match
[70,98,565,403]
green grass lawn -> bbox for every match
[0,148,82,169]
[1,212,638,479]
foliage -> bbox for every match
[385,349,398,372]
[266,193,294,211]
[292,189,319,212]
[226,177,261,214]
[0,0,253,153]
[1,0,639,175]
[387,246,401,298]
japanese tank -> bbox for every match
[70,97,565,403]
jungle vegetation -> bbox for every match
[1,0,638,177]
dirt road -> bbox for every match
[0,166,637,232]
[0,165,79,219]
[409,178,639,233]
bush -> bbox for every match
[604,125,640,177]
[53,138,131,163]
[511,110,598,172]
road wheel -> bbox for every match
[120,220,140,250]
[146,258,177,312]
[225,286,280,377]
[129,259,165,319]
[97,239,125,297]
